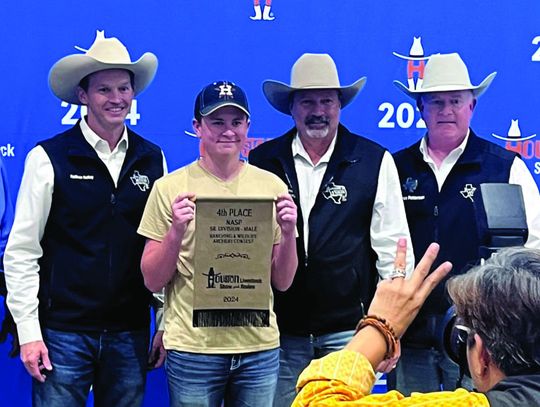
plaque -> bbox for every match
[193,197,274,327]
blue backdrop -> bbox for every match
[1,1,539,405]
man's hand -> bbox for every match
[148,330,166,369]
[171,193,196,236]
[20,340,52,382]
[275,193,297,236]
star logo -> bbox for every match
[218,83,233,97]
[460,184,476,202]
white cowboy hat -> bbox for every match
[263,53,367,115]
[49,30,158,104]
[394,52,496,100]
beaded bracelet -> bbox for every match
[355,314,399,360]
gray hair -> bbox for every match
[447,247,540,375]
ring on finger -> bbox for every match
[389,268,406,279]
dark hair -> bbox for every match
[78,69,135,92]
[448,247,540,375]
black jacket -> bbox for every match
[250,125,385,335]
[37,123,164,332]
[394,131,516,344]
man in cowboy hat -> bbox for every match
[249,53,414,407]
[4,31,166,406]
[391,52,540,395]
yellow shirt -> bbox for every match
[138,161,287,353]
[293,350,490,406]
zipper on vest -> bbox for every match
[110,193,116,216]
[433,205,439,241]
[109,193,116,281]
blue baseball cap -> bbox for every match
[194,81,250,119]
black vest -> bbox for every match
[37,123,164,332]
[250,125,385,335]
[394,132,516,343]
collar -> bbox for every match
[291,131,338,166]
[80,116,129,153]
[420,129,470,165]
[262,124,362,170]
[410,129,491,169]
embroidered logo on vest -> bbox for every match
[402,177,425,200]
[460,184,476,202]
[403,177,418,193]
[322,182,348,204]
[130,170,150,191]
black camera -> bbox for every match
[475,183,528,258]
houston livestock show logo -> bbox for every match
[492,120,540,175]
[378,37,429,129]
[392,37,429,91]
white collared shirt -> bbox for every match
[4,118,167,344]
[419,132,469,191]
[292,132,414,280]
[79,117,129,186]
[420,132,540,248]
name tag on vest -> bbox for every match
[70,174,94,180]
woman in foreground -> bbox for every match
[293,239,540,406]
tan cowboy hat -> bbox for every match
[394,52,496,100]
[49,30,158,104]
[263,53,367,115]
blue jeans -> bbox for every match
[273,330,355,407]
[391,346,473,395]
[32,328,148,407]
[166,348,279,407]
